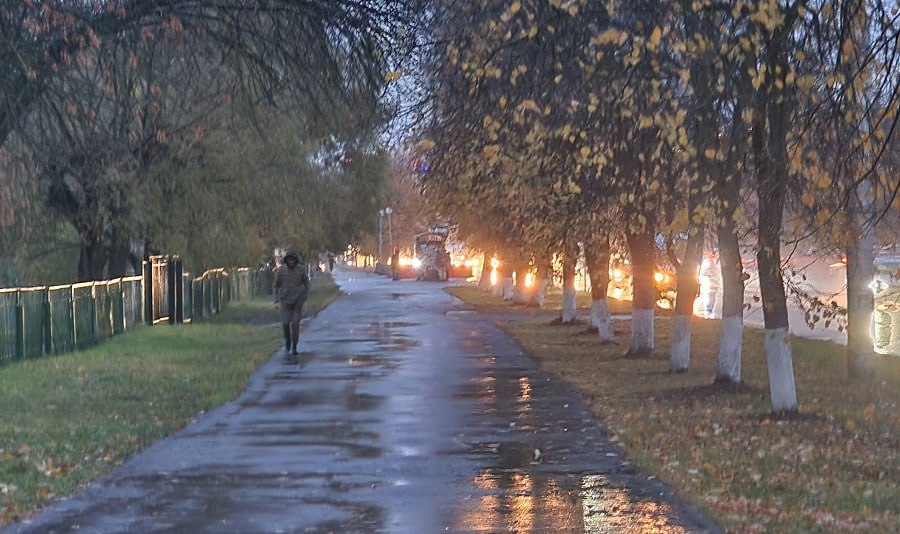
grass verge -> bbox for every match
[446,284,899,533]
[453,283,634,315]
[0,274,338,525]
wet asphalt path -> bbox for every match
[6,270,719,533]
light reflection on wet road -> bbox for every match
[5,271,718,533]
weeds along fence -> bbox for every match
[0,255,275,367]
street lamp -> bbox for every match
[377,209,384,263]
[385,207,393,254]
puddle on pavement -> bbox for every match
[240,389,332,408]
[232,424,379,442]
[346,393,384,411]
[326,478,379,493]
[454,375,496,402]
[302,498,384,532]
[246,439,382,458]
[459,338,491,351]
[376,338,419,352]
[270,370,302,380]
[452,470,690,532]
[328,322,421,353]
[377,321,421,328]
[326,337,381,344]
[467,441,538,469]
[393,445,422,457]
[344,355,399,368]
[465,354,497,365]
[364,321,422,334]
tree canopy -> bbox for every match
[0,0,421,282]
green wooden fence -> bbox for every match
[0,261,274,368]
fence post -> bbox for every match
[197,276,203,319]
[42,287,51,355]
[143,261,153,325]
[90,283,98,344]
[70,286,77,348]
[15,291,24,361]
[166,260,176,324]
[174,258,184,324]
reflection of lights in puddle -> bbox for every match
[473,471,498,490]
[348,357,378,366]
[457,471,687,532]
[517,375,532,403]
[517,376,533,415]
[509,473,535,532]
[517,376,531,400]
[392,479,410,486]
[581,474,686,532]
[395,445,422,457]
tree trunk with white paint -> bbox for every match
[532,258,553,309]
[626,230,656,356]
[514,265,532,305]
[711,40,754,385]
[715,223,744,384]
[493,264,506,298]
[535,277,550,308]
[478,253,491,290]
[530,259,551,308]
[670,5,712,373]
[561,255,577,323]
[585,236,615,342]
[845,181,876,379]
[669,230,704,372]
[502,276,515,301]
[842,9,877,380]
[753,79,798,413]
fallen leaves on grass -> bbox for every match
[451,285,900,533]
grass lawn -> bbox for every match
[446,284,900,533]
[0,274,339,526]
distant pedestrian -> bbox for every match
[328,253,335,272]
[391,246,400,280]
[274,250,310,354]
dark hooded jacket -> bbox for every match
[274,255,309,304]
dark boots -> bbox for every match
[290,324,299,355]
[282,323,291,351]
[283,323,299,354]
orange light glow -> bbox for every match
[491,257,500,269]
[490,269,498,286]
[524,272,535,288]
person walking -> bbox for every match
[391,246,400,281]
[274,250,310,354]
